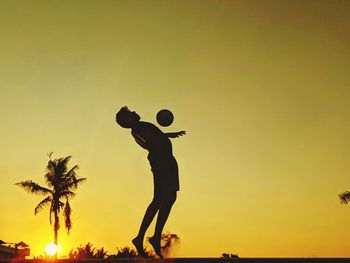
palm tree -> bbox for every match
[16,153,86,255]
[339,190,350,204]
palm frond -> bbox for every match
[339,191,350,204]
[45,171,55,187]
[45,157,57,187]
[34,196,52,215]
[66,165,79,178]
[47,152,54,159]
[60,164,83,190]
[46,158,56,173]
[59,200,65,211]
[71,177,87,189]
[64,199,72,233]
[46,156,72,184]
[16,180,52,195]
[60,190,76,199]
[57,156,72,175]
[61,177,87,191]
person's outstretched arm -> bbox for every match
[165,131,186,138]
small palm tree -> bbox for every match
[339,190,350,204]
[16,153,86,256]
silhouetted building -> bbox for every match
[0,240,30,260]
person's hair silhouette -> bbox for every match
[116,106,185,258]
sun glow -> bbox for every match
[45,242,61,256]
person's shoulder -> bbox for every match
[138,121,163,134]
[139,121,158,129]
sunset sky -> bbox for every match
[1,0,350,258]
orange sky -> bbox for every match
[0,0,350,258]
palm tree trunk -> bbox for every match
[54,208,58,259]
[54,224,58,245]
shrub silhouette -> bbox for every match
[69,243,107,259]
[159,232,180,257]
[222,253,239,259]
[339,190,350,204]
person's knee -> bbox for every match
[150,196,161,207]
[162,191,177,206]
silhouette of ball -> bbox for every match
[156,109,174,127]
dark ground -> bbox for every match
[2,258,350,263]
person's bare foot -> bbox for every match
[132,237,146,257]
[149,236,163,259]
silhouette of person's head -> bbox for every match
[116,106,140,128]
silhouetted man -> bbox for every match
[116,106,185,258]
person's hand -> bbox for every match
[177,131,186,136]
[173,131,186,138]
[166,131,186,138]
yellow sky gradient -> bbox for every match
[1,0,350,258]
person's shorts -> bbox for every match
[148,154,180,192]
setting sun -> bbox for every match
[45,242,61,256]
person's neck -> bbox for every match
[129,121,139,129]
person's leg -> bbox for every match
[149,191,177,258]
[132,197,160,256]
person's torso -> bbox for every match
[133,121,173,156]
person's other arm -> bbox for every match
[165,131,186,138]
